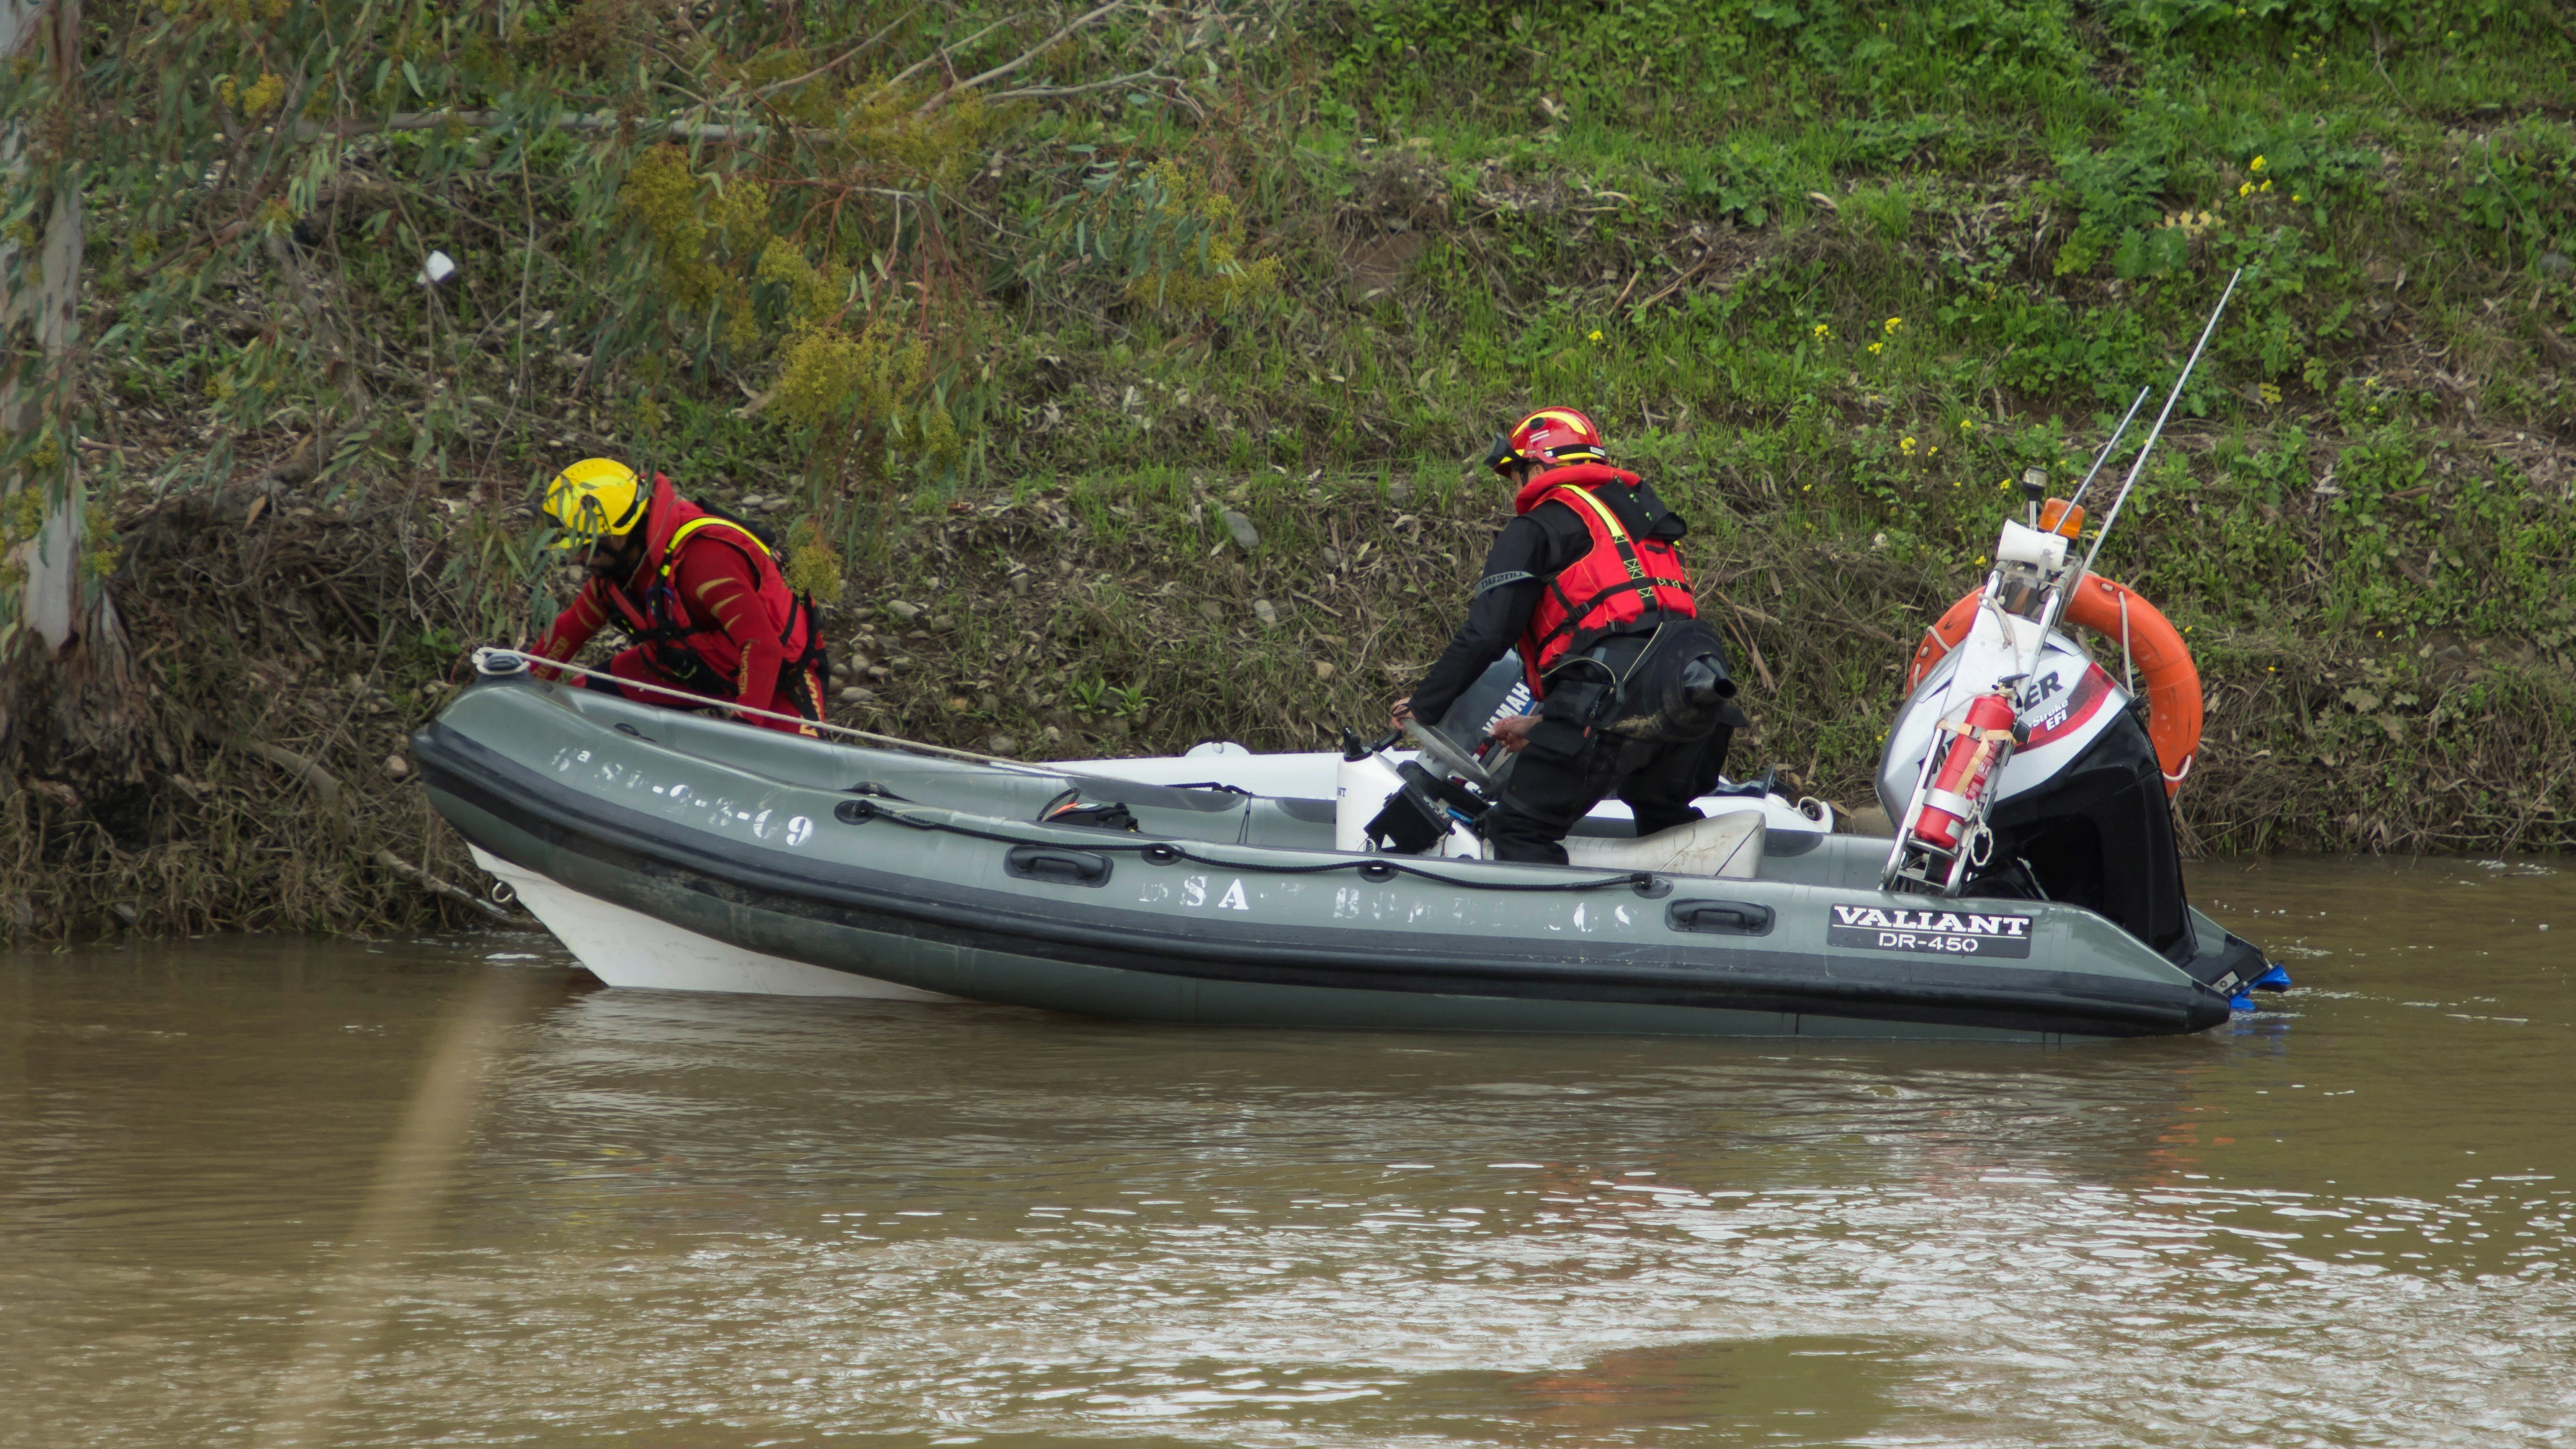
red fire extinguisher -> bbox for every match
[1913,688,2023,852]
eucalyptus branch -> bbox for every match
[988,69,1180,105]
[287,109,810,144]
[868,16,1022,99]
[279,5,1138,149]
[137,174,285,277]
[748,6,924,100]
[918,2,1126,114]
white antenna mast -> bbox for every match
[2078,268,2243,581]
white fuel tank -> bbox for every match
[1332,752,1483,857]
[1333,751,1407,853]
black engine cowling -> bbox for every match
[1966,707,2193,962]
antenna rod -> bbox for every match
[2078,268,2243,581]
[2067,386,2152,512]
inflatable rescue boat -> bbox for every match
[415,643,2263,1042]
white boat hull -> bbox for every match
[469,846,959,1001]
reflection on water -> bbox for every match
[2,857,2570,1447]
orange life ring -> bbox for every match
[1903,577,2202,797]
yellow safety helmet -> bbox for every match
[541,458,647,549]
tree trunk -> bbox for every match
[12,173,82,653]
[2,0,83,647]
[1,0,138,787]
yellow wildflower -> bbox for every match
[2239,182,2254,198]
[1899,436,1917,455]
[2259,179,2273,193]
[1958,418,1973,432]
[1586,329,1604,344]
[2249,155,2268,174]
[1883,316,1904,335]
[241,71,286,119]
[1811,322,1831,341]
[1868,340,1885,355]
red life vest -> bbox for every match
[1513,463,1696,694]
[600,474,815,684]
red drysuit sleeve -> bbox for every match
[530,578,611,680]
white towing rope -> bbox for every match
[466,649,1679,897]
[467,646,1055,774]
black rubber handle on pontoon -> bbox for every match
[1005,845,1114,888]
[1666,900,1774,936]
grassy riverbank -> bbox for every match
[6,1,2573,937]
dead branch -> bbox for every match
[374,848,516,922]
[285,8,1140,151]
[873,16,1022,97]
[919,2,1126,114]
[291,110,812,145]
[989,69,1180,105]
[748,8,924,99]
[244,740,341,807]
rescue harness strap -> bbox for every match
[604,517,813,656]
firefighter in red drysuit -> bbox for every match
[529,457,826,734]
[1393,410,1743,863]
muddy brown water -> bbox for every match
[3,857,2570,1448]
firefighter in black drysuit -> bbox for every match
[1393,409,1746,864]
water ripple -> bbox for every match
[2,857,2570,1447]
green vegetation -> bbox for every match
[3,0,2572,936]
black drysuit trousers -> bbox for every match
[1482,725,1733,865]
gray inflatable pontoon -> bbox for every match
[415,669,2250,1041]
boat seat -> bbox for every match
[1560,808,1764,879]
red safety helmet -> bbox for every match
[1484,407,1607,474]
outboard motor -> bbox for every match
[1879,630,2192,960]
[1877,494,2193,961]
[1433,654,1537,744]
[1874,269,2253,971]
